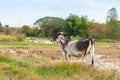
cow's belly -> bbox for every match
[67,45,83,57]
[66,40,86,57]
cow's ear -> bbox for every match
[57,32,65,35]
[60,39,65,44]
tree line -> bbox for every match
[33,7,120,39]
[0,7,120,39]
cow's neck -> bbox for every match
[59,39,67,52]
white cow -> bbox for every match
[51,32,95,66]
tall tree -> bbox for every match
[0,21,3,32]
[106,7,120,39]
[65,14,93,37]
[21,25,30,36]
[34,16,66,37]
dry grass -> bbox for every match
[0,42,120,80]
[0,53,120,80]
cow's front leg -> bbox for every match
[65,54,71,62]
[61,50,68,61]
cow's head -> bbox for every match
[51,32,65,43]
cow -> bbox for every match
[51,32,95,66]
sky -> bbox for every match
[0,0,120,27]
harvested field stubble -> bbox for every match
[96,47,120,61]
[0,46,120,72]
[0,47,120,60]
[0,45,120,80]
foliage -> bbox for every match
[17,36,25,41]
[106,8,118,22]
[0,21,2,27]
[0,7,120,40]
[106,7,120,39]
[89,23,107,39]
[4,25,10,35]
[0,21,3,32]
[34,16,66,37]
[21,25,30,35]
[21,25,40,36]
[26,27,40,36]
[65,13,94,37]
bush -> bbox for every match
[17,36,25,41]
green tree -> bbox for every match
[34,16,66,37]
[21,25,30,36]
[5,25,10,35]
[0,21,3,32]
[65,14,93,37]
[106,7,120,39]
[28,27,40,36]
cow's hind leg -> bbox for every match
[81,52,86,63]
[90,44,95,66]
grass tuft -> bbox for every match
[36,62,80,77]
[36,62,120,80]
[0,55,13,63]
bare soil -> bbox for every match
[0,46,120,72]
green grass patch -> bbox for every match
[0,41,120,48]
[95,39,120,43]
[36,63,120,80]
[26,36,52,40]
[0,35,17,42]
[0,36,120,48]
[36,63,80,77]
[0,62,40,80]
[0,54,41,80]
[0,42,58,48]
[96,42,120,47]
[0,55,13,63]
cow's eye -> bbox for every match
[61,37,64,39]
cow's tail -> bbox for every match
[90,39,95,66]
[85,39,95,66]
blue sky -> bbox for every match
[0,0,120,27]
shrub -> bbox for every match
[17,36,25,41]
